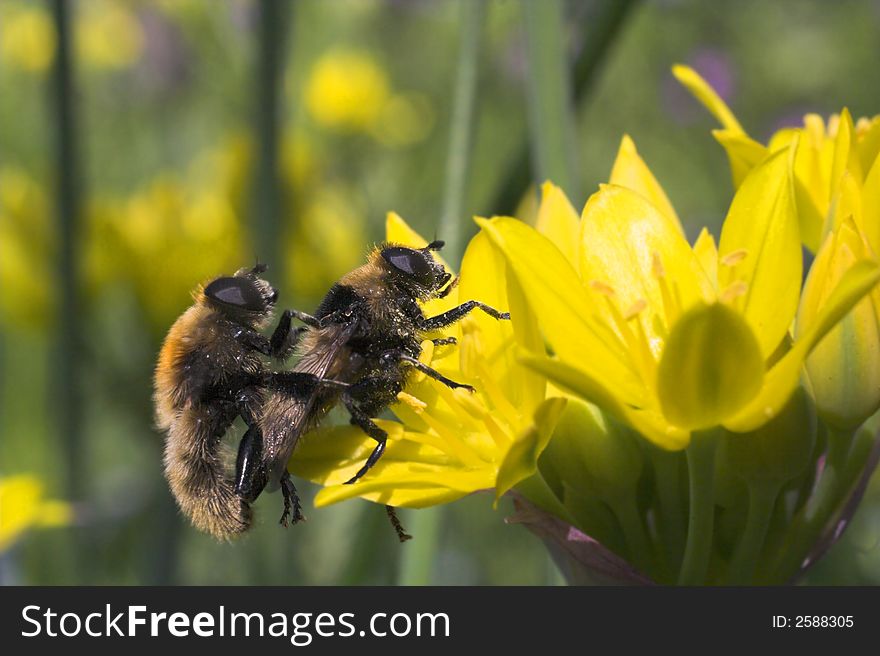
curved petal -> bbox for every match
[293,422,495,508]
[656,302,764,430]
[535,182,580,266]
[609,135,683,234]
[580,185,711,357]
[519,352,689,450]
[478,216,646,407]
[718,146,801,358]
[712,129,768,188]
[495,397,567,501]
[458,230,544,409]
[672,64,745,134]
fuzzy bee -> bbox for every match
[154,264,325,539]
[234,241,510,540]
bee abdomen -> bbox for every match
[162,407,252,540]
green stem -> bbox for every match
[439,0,486,258]
[727,480,780,585]
[773,427,854,580]
[521,0,580,200]
[253,0,290,270]
[677,431,719,585]
[651,448,687,579]
[610,495,652,576]
[50,0,85,581]
[492,0,639,214]
[398,508,442,585]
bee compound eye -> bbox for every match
[204,277,265,311]
[381,247,433,280]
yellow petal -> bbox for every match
[797,221,880,429]
[478,216,645,406]
[725,259,880,432]
[657,302,764,430]
[495,397,567,501]
[609,135,684,234]
[861,155,880,256]
[672,64,745,134]
[458,230,544,410]
[580,185,710,355]
[293,422,494,509]
[692,227,719,298]
[718,146,801,358]
[711,129,768,188]
[519,352,689,450]
[855,115,880,175]
[535,182,580,266]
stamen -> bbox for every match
[590,280,616,297]
[624,298,648,321]
[418,411,488,468]
[652,251,681,327]
[396,392,427,412]
[721,249,748,267]
[651,252,666,279]
[720,280,748,304]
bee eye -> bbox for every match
[269,289,279,304]
[204,277,265,311]
[381,247,433,280]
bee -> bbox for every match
[234,241,510,540]
[154,264,325,540]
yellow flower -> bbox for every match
[797,218,880,430]
[480,136,880,449]
[304,50,391,132]
[76,1,143,71]
[0,4,55,73]
[0,474,72,552]
[0,168,55,330]
[673,64,880,254]
[675,64,880,433]
[290,213,567,513]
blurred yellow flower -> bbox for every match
[303,49,434,146]
[0,168,55,330]
[0,4,55,73]
[290,213,567,513]
[76,1,143,71]
[117,175,247,330]
[283,184,367,301]
[0,474,72,552]
[305,50,390,132]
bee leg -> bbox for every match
[437,275,459,299]
[419,300,511,331]
[341,396,388,485]
[385,505,412,543]
[264,371,350,395]
[279,471,305,527]
[430,336,457,347]
[269,310,307,360]
[391,353,475,393]
[234,424,268,503]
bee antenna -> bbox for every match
[252,257,268,275]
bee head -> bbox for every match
[379,241,452,299]
[202,264,278,326]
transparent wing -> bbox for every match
[261,320,358,487]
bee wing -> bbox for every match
[262,320,359,488]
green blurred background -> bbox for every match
[1,0,879,585]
